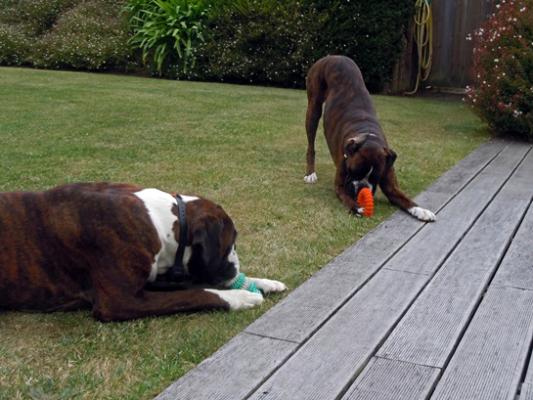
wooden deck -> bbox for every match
[156,140,533,400]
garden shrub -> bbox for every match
[188,0,414,91]
[1,0,414,90]
[0,0,77,36]
[0,23,31,65]
[0,0,131,71]
[0,0,76,65]
[125,0,209,76]
[186,0,319,87]
[33,0,131,70]
[465,0,532,140]
[303,0,415,92]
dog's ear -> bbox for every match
[344,133,369,158]
[385,148,397,169]
[191,219,222,269]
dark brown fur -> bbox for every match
[305,55,419,214]
[0,183,236,321]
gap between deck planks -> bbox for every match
[246,143,530,400]
[155,140,531,400]
[343,145,533,400]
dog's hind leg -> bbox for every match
[304,72,326,184]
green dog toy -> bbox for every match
[228,272,261,294]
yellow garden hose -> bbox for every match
[407,0,433,94]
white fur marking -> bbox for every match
[205,289,263,310]
[304,172,318,184]
[134,189,196,281]
[408,206,436,222]
[247,278,287,294]
[181,195,199,203]
[227,245,240,275]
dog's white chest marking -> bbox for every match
[134,189,198,281]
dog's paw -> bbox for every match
[206,289,263,311]
[248,278,287,294]
[349,206,364,217]
[304,172,318,184]
[408,206,436,222]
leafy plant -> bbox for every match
[465,0,533,140]
[126,0,208,76]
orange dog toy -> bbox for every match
[356,187,374,217]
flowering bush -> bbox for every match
[0,0,131,71]
[188,0,318,86]
[33,0,131,70]
[0,0,74,65]
[465,0,533,140]
[0,24,31,65]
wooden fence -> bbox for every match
[391,0,496,93]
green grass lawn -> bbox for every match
[0,67,488,399]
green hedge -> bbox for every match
[184,0,414,91]
[1,0,414,91]
[304,0,414,91]
[0,0,131,71]
[183,1,317,87]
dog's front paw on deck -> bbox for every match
[206,289,264,310]
[408,206,437,222]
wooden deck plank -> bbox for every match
[244,140,506,343]
[384,143,530,275]
[523,382,533,400]
[491,202,533,292]
[521,354,533,400]
[430,287,533,400]
[341,357,440,400]
[247,270,428,400]
[154,333,297,400]
[376,149,533,368]
[426,140,505,192]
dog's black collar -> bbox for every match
[169,194,189,281]
[145,194,190,291]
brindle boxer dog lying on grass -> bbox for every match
[0,183,286,321]
[304,55,436,222]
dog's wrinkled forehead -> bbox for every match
[345,144,385,180]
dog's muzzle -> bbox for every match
[347,167,374,198]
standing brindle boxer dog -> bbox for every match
[304,55,436,221]
[0,183,286,321]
